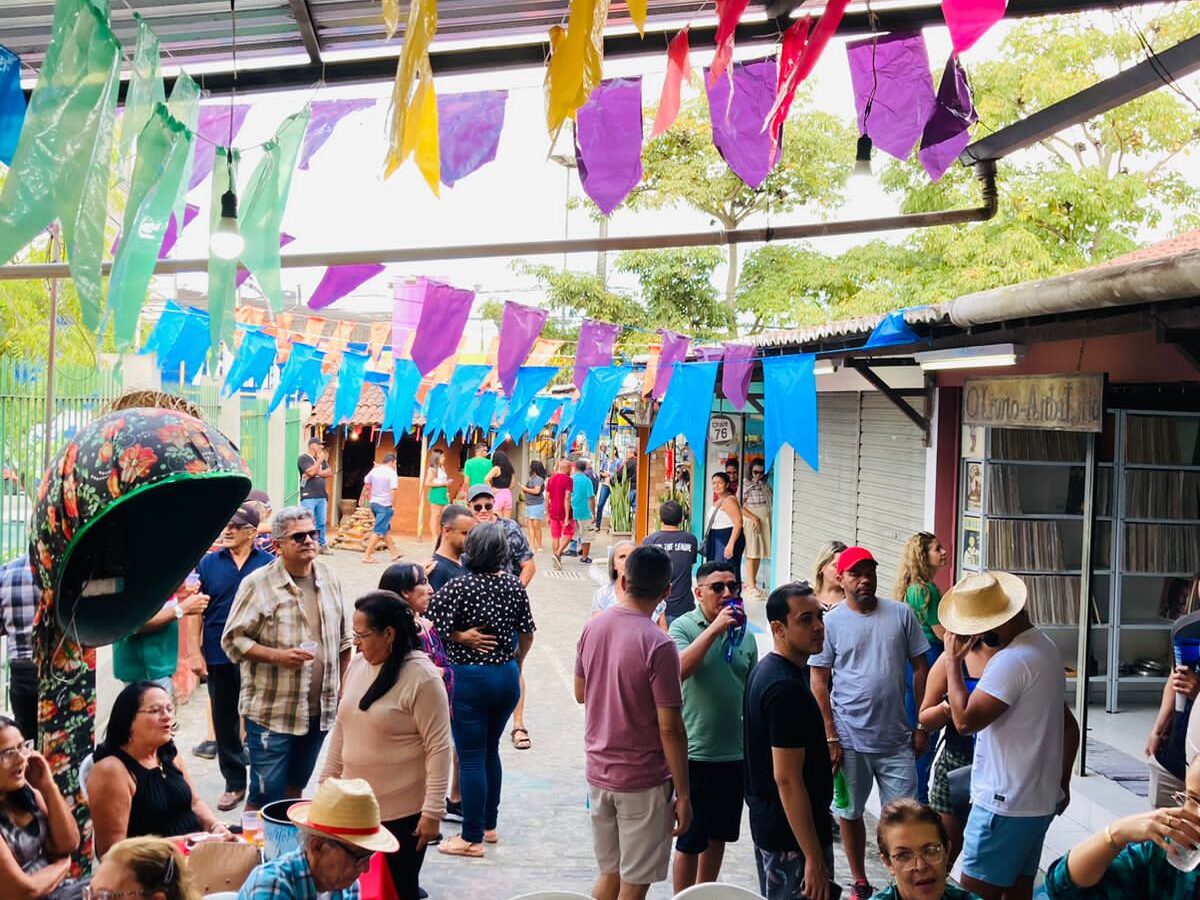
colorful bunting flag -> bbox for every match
[307,264,387,311]
[763,354,817,473]
[0,47,25,166]
[545,0,610,141]
[166,74,201,230]
[768,18,811,152]
[647,361,719,453]
[384,0,439,189]
[422,383,450,443]
[118,16,165,170]
[237,232,295,289]
[299,99,376,170]
[333,350,371,425]
[575,77,643,216]
[520,397,564,443]
[574,319,621,390]
[158,204,200,258]
[159,307,211,384]
[764,0,850,136]
[497,302,549,396]
[442,364,492,440]
[439,91,508,187]
[223,329,277,396]
[847,31,936,162]
[383,359,422,436]
[497,366,559,439]
[297,349,331,406]
[942,0,1007,55]
[709,0,750,87]
[392,280,424,356]
[410,279,475,375]
[141,301,186,358]
[567,366,631,450]
[722,342,755,411]
[382,0,401,38]
[652,28,692,139]
[470,391,499,432]
[864,309,922,349]
[706,58,779,190]
[269,341,317,413]
[919,56,977,182]
[653,330,690,400]
[189,104,251,190]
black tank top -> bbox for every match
[112,748,202,839]
[491,456,514,488]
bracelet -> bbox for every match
[827,738,840,744]
[1104,825,1117,849]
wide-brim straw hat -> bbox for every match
[287,778,400,854]
[938,571,1028,636]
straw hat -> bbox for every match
[938,572,1028,636]
[287,778,399,853]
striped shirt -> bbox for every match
[237,846,360,900]
[221,558,351,735]
[0,555,37,661]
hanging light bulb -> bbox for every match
[852,133,873,178]
[210,182,244,260]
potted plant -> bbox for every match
[609,477,633,536]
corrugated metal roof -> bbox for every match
[746,305,948,350]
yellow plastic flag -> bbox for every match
[381,0,400,38]
[384,0,437,177]
[628,0,646,36]
[545,0,610,140]
[402,62,441,196]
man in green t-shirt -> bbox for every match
[460,444,493,498]
[667,560,759,893]
[112,584,210,694]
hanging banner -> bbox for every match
[383,359,423,435]
[165,73,201,230]
[647,361,720,453]
[527,338,564,367]
[763,354,818,473]
[237,232,295,289]
[545,0,610,142]
[497,302,549,395]
[158,204,200,258]
[919,56,977,182]
[496,366,559,439]
[653,330,690,400]
[307,263,386,311]
[367,321,391,361]
[189,104,251,190]
[706,58,778,190]
[159,308,211,384]
[574,319,621,390]
[297,350,331,406]
[652,28,692,138]
[722,342,755,411]
[299,98,376,170]
[764,0,850,135]
[694,346,725,362]
[422,383,450,443]
[392,280,423,356]
[556,398,579,440]
[567,365,632,449]
[439,90,508,187]
[442,364,492,439]
[575,77,643,216]
[864,309,921,349]
[222,329,277,396]
[524,397,565,442]
[0,46,25,166]
[847,31,936,162]
[117,16,165,170]
[141,300,186,358]
[769,18,811,152]
[410,279,475,375]
[333,349,370,425]
[268,341,316,413]
[470,391,499,433]
[942,0,1007,55]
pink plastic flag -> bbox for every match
[189,104,251,190]
[410,278,476,375]
[236,233,294,288]
[391,280,424,355]
[653,330,689,399]
[498,301,549,396]
[722,342,755,411]
[847,30,936,161]
[768,18,811,151]
[439,90,508,187]
[652,29,692,138]
[708,0,750,87]
[575,77,643,216]
[307,263,386,310]
[919,55,977,181]
[706,58,779,189]
[942,0,1007,55]
[299,99,376,170]
[574,319,621,390]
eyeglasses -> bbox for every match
[138,705,175,719]
[1170,791,1200,809]
[472,503,493,512]
[335,842,375,869]
[702,580,739,594]
[0,740,33,765]
[887,844,946,869]
[286,530,320,544]
[752,469,764,476]
[83,889,150,900]
[352,628,377,641]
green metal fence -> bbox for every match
[240,395,271,491]
[284,405,302,506]
[178,381,222,425]
[0,360,123,562]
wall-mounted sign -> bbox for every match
[963,374,1104,433]
[709,414,737,447]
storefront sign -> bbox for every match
[709,414,738,447]
[963,374,1104,433]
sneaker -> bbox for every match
[418,890,428,899]
[580,557,592,564]
[851,881,875,900]
[442,798,464,823]
[192,741,217,760]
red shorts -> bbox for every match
[549,517,575,540]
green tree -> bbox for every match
[613,247,728,337]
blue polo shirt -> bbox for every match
[197,545,274,665]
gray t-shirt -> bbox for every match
[809,598,930,753]
[525,475,545,507]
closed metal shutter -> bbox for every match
[790,393,860,583]
[856,392,928,598]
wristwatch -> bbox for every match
[174,604,185,620]
[915,723,929,733]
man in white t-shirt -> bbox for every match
[360,453,400,564]
[939,572,1081,900]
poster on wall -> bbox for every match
[961,424,985,459]
[961,515,982,571]
[965,461,982,513]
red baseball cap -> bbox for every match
[836,546,877,575]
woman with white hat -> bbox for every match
[240,778,399,900]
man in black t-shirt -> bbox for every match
[297,437,332,552]
[429,504,474,591]
[743,582,836,900]
[642,500,700,622]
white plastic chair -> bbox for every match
[672,884,766,900]
[506,893,595,900]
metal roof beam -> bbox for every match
[288,0,324,64]
[961,30,1200,163]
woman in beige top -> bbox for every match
[322,591,452,900]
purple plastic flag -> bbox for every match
[574,78,644,216]
[722,342,755,411]
[391,280,424,356]
[846,31,936,161]
[574,319,621,391]
[410,278,475,375]
[653,330,690,400]
[705,58,778,189]
[919,56,978,182]
[237,233,294,288]
[498,301,548,396]
[942,0,1007,55]
[694,346,725,362]
[158,204,200,258]
[439,91,508,187]
[307,263,386,310]
[189,104,251,190]
[299,99,375,171]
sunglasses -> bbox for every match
[703,581,740,594]
[472,502,494,512]
[286,530,320,544]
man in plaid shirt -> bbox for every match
[0,554,38,740]
[222,507,352,811]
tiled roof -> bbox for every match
[311,382,386,427]
[1092,229,1200,270]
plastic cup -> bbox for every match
[241,811,261,846]
[299,640,318,656]
[1174,639,1200,711]
[1167,838,1200,872]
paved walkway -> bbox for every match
[100,532,891,898]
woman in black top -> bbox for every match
[427,524,535,857]
[487,450,517,519]
[87,683,231,857]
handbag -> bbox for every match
[185,840,262,896]
[701,503,724,561]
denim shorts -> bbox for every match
[526,504,545,521]
[370,502,394,536]
[245,716,326,808]
[960,806,1054,888]
[834,746,918,821]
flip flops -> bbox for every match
[511,727,531,750]
[437,835,484,858]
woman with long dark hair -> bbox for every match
[427,523,536,858]
[487,450,516,519]
[379,563,453,701]
[522,460,547,552]
[704,472,745,578]
[321,591,452,900]
[87,683,229,857]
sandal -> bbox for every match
[483,829,498,844]
[511,727,532,750]
[437,835,484,858]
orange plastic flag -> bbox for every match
[526,338,564,366]
[368,321,391,360]
[652,28,692,138]
[641,343,661,397]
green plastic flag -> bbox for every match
[109,105,192,350]
[207,146,240,366]
[117,15,164,171]
[0,0,121,333]
[240,109,309,313]
[166,72,201,234]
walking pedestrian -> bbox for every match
[940,572,1080,900]
[321,592,451,900]
[487,449,517,519]
[669,561,758,893]
[522,460,547,552]
[459,444,492,499]
[188,503,273,812]
[704,473,745,580]
[221,507,353,811]
[546,459,575,570]
[896,532,950,804]
[594,454,615,530]
[741,461,773,599]
[361,453,401,564]
[428,504,474,592]
[572,459,597,564]
[810,546,931,900]
[297,437,333,553]
[575,546,691,900]
[423,448,451,541]
[427,524,535,858]
[874,799,983,900]
[743,582,834,900]
[0,555,38,742]
[642,500,700,624]
[812,541,848,612]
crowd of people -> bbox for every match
[2,442,1196,900]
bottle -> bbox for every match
[833,768,850,811]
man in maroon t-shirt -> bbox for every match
[546,458,575,570]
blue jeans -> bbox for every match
[301,497,328,547]
[906,643,944,804]
[594,484,611,527]
[245,716,327,808]
[450,661,521,843]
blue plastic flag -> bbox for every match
[497,366,560,439]
[269,342,317,413]
[223,329,277,396]
[159,308,211,384]
[140,300,186,358]
[470,391,499,433]
[864,308,922,349]
[647,362,719,454]
[382,359,422,436]
[763,354,818,473]
[524,398,564,442]
[555,399,578,440]
[0,46,27,166]
[297,351,330,407]
[423,384,450,444]
[441,365,491,441]
[567,366,632,450]
[333,350,370,426]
